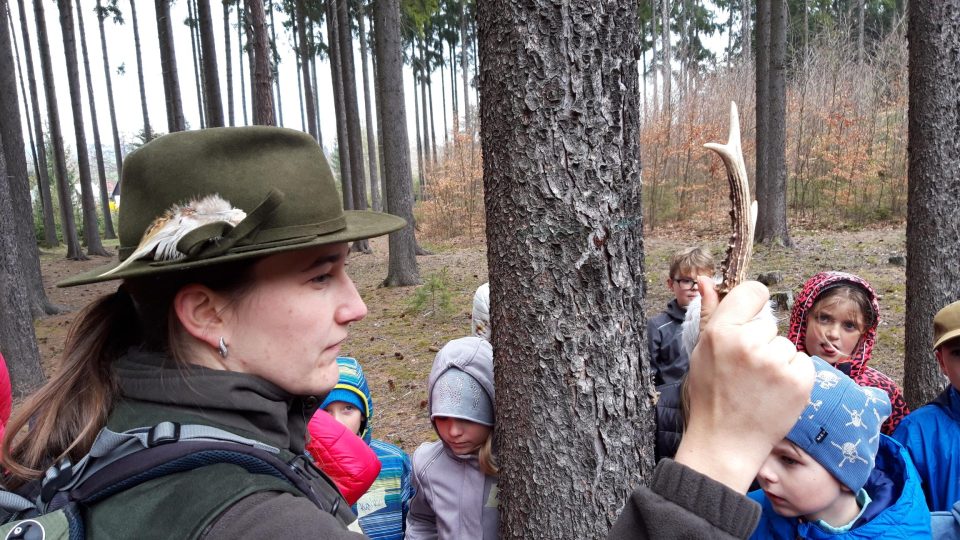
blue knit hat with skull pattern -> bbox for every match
[786,356,891,492]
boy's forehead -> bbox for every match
[674,265,712,277]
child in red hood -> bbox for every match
[787,271,909,434]
[0,353,9,442]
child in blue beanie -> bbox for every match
[320,357,414,540]
[749,356,930,539]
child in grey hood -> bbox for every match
[405,336,498,539]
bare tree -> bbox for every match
[741,0,751,60]
[129,0,153,139]
[245,0,274,125]
[187,0,206,128]
[479,0,652,536]
[374,0,420,287]
[660,0,671,114]
[95,0,125,187]
[459,0,470,131]
[34,0,84,260]
[267,0,282,126]
[223,0,235,126]
[295,0,317,140]
[904,0,960,408]
[155,0,186,131]
[198,0,224,126]
[327,0,353,211]
[357,1,381,212]
[238,3,248,124]
[75,0,116,239]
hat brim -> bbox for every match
[58,210,406,287]
[935,329,960,350]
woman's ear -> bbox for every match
[173,284,229,350]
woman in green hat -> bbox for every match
[1,127,405,538]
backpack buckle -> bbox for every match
[147,422,181,447]
[39,457,74,506]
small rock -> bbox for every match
[888,254,906,266]
[770,290,794,312]
[757,271,783,286]
[387,379,396,391]
[419,400,428,409]
[428,346,440,353]
[394,352,404,360]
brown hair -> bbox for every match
[669,247,715,280]
[2,262,256,488]
[810,284,877,332]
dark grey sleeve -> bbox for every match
[608,459,761,540]
[203,491,369,539]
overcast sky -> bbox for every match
[9,0,469,172]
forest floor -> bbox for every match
[33,224,908,454]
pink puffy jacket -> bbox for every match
[305,408,381,506]
[0,353,11,442]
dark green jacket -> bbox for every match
[84,351,367,539]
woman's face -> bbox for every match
[219,243,367,396]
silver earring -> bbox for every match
[218,337,229,358]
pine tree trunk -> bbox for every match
[0,127,46,398]
[449,38,459,131]
[460,0,470,132]
[188,0,206,128]
[650,1,658,118]
[245,0,274,125]
[327,0,353,211]
[412,52,424,198]
[15,0,58,248]
[223,0,235,126]
[419,39,432,166]
[479,1,653,535]
[58,0,109,256]
[129,0,152,139]
[755,0,770,229]
[374,0,420,287]
[75,0,116,239]
[34,0,83,259]
[268,0,282,126]
[438,40,448,144]
[660,0,671,114]
[0,2,61,316]
[238,3,248,124]
[95,0,124,195]
[856,0,865,62]
[296,0,317,140]
[156,0,186,132]
[904,0,960,408]
[310,22,323,146]
[198,0,224,126]
[357,7,381,212]
[741,0,751,60]
[756,0,791,246]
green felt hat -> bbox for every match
[59,127,405,287]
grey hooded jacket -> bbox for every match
[406,336,498,540]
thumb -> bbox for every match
[697,276,718,332]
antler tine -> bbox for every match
[704,102,757,296]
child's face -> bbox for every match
[936,338,960,390]
[803,297,864,362]
[434,416,492,455]
[325,401,363,435]
[757,440,851,523]
[668,268,709,308]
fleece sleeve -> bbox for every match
[608,458,761,540]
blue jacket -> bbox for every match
[892,385,960,512]
[748,436,930,539]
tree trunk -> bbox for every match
[856,0,865,62]
[15,0,58,248]
[95,0,124,199]
[245,0,274,125]
[660,0,671,115]
[187,0,206,128]
[268,0,283,126]
[755,0,791,246]
[438,40,448,144]
[198,0,224,126]
[374,0,420,287]
[904,0,960,408]
[75,0,116,240]
[425,40,438,162]
[0,1,61,316]
[755,0,770,232]
[479,1,652,535]
[129,0,152,139]
[310,22,322,147]
[419,38,433,166]
[156,0,186,132]
[0,127,46,398]
[238,3,248,124]
[460,0,470,132]
[295,0,317,140]
[741,0,751,60]
[34,0,83,260]
[58,0,110,256]
[358,6,381,212]
[449,37,459,131]
[223,0,235,126]
[412,53,424,197]
[327,0,353,211]
[650,0,658,117]
[336,0,370,253]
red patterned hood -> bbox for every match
[787,271,881,380]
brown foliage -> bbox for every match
[416,133,484,241]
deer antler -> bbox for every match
[705,101,757,296]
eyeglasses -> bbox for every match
[672,278,699,290]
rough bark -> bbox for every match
[187,0,206,128]
[357,6,381,212]
[374,0,420,287]
[296,0,317,140]
[15,0,58,248]
[34,0,83,260]
[75,0,116,240]
[904,0,960,408]
[245,0,274,125]
[129,0,152,139]
[327,0,353,211]
[478,1,653,536]
[57,0,110,256]
[223,0,235,126]
[0,127,46,398]
[95,0,124,195]
[0,2,60,315]
[198,0,224,126]
[755,0,791,246]
[755,0,770,231]
[155,0,186,132]
[741,0,751,60]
